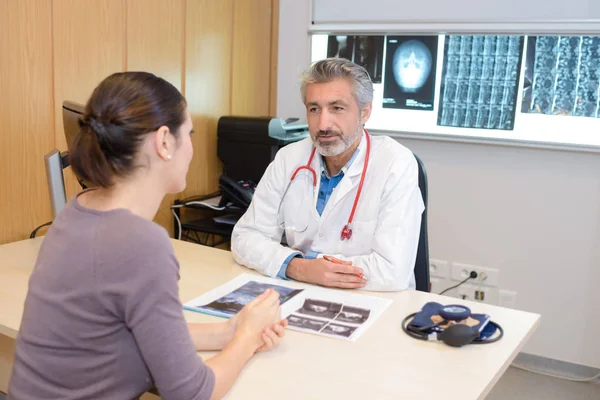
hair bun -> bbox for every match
[87,116,106,137]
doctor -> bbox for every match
[232,58,424,291]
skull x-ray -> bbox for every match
[393,40,433,92]
[383,36,438,110]
[327,36,384,83]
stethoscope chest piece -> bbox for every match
[341,225,352,240]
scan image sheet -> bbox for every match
[382,35,439,111]
[183,273,392,341]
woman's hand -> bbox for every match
[205,291,287,400]
[227,306,287,352]
[232,289,282,351]
[256,319,288,353]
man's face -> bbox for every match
[305,78,371,157]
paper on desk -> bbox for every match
[183,274,304,319]
[183,273,392,341]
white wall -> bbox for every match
[276,0,311,121]
[312,0,600,25]
[277,0,600,368]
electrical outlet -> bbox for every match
[498,290,517,309]
[450,262,499,287]
[456,283,499,305]
[439,282,499,305]
[429,259,450,279]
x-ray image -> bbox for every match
[382,36,438,110]
[327,35,384,83]
[437,35,524,130]
[520,36,537,114]
[522,35,600,118]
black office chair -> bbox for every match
[413,153,430,292]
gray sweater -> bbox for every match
[8,197,215,399]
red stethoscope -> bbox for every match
[288,130,371,241]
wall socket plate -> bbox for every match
[438,283,499,305]
[451,262,499,288]
[456,283,499,305]
[429,259,450,279]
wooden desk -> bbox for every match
[0,237,540,399]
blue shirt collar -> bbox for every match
[319,145,361,179]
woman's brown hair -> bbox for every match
[69,72,187,188]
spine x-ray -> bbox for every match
[437,35,523,130]
[382,36,438,111]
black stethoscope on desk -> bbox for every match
[279,130,371,241]
[402,304,504,347]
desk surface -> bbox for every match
[0,237,540,400]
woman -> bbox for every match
[8,72,287,400]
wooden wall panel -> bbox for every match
[0,0,279,244]
[269,0,280,116]
[184,0,234,197]
[231,0,273,117]
[0,0,54,244]
[52,0,126,201]
[127,0,185,235]
[126,0,184,91]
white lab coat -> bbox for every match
[231,131,424,291]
